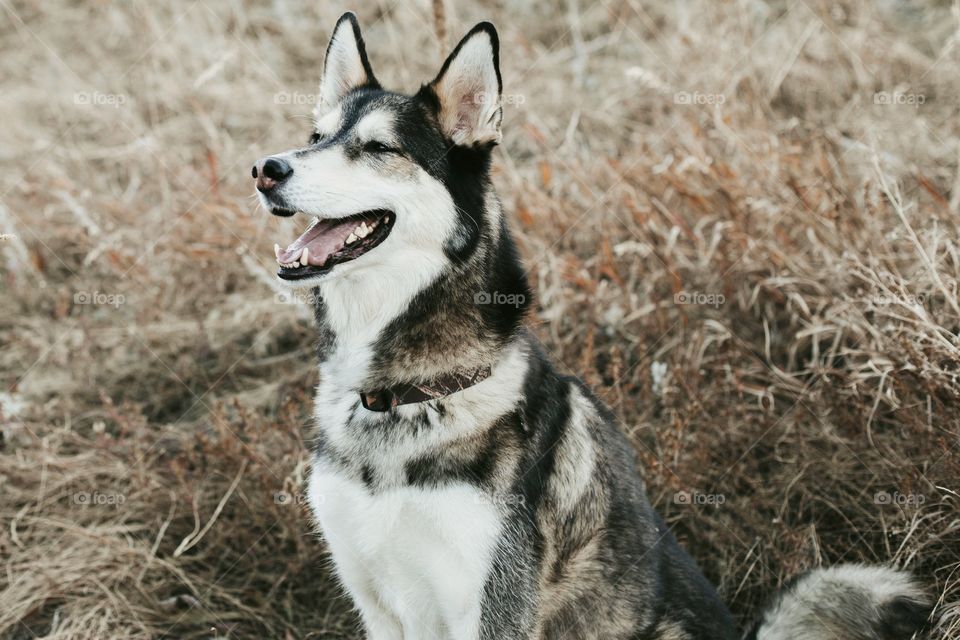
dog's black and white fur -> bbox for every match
[254,13,932,639]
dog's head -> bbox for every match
[253,12,503,291]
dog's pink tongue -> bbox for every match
[278,218,357,266]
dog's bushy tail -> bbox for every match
[745,564,932,640]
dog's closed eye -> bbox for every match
[363,140,400,155]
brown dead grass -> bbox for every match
[1,0,959,638]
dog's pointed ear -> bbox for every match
[315,12,379,119]
[427,22,502,147]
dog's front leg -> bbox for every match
[318,529,403,639]
[338,569,403,640]
[358,608,403,640]
[445,606,482,640]
[333,561,404,640]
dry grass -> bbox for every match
[1,0,959,638]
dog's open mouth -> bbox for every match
[274,210,394,280]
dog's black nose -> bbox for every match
[253,157,293,192]
[262,157,293,181]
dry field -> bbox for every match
[2,0,959,638]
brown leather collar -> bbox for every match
[359,366,493,412]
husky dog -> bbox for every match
[252,12,932,640]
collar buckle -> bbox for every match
[360,389,394,412]
[359,366,492,412]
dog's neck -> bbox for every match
[311,208,531,392]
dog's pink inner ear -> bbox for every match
[431,27,503,147]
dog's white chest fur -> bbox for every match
[304,336,527,639]
[308,460,501,639]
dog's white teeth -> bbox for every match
[383,214,391,224]
[354,222,368,239]
[274,243,281,259]
[346,232,357,244]
[370,220,378,230]
[300,247,309,266]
